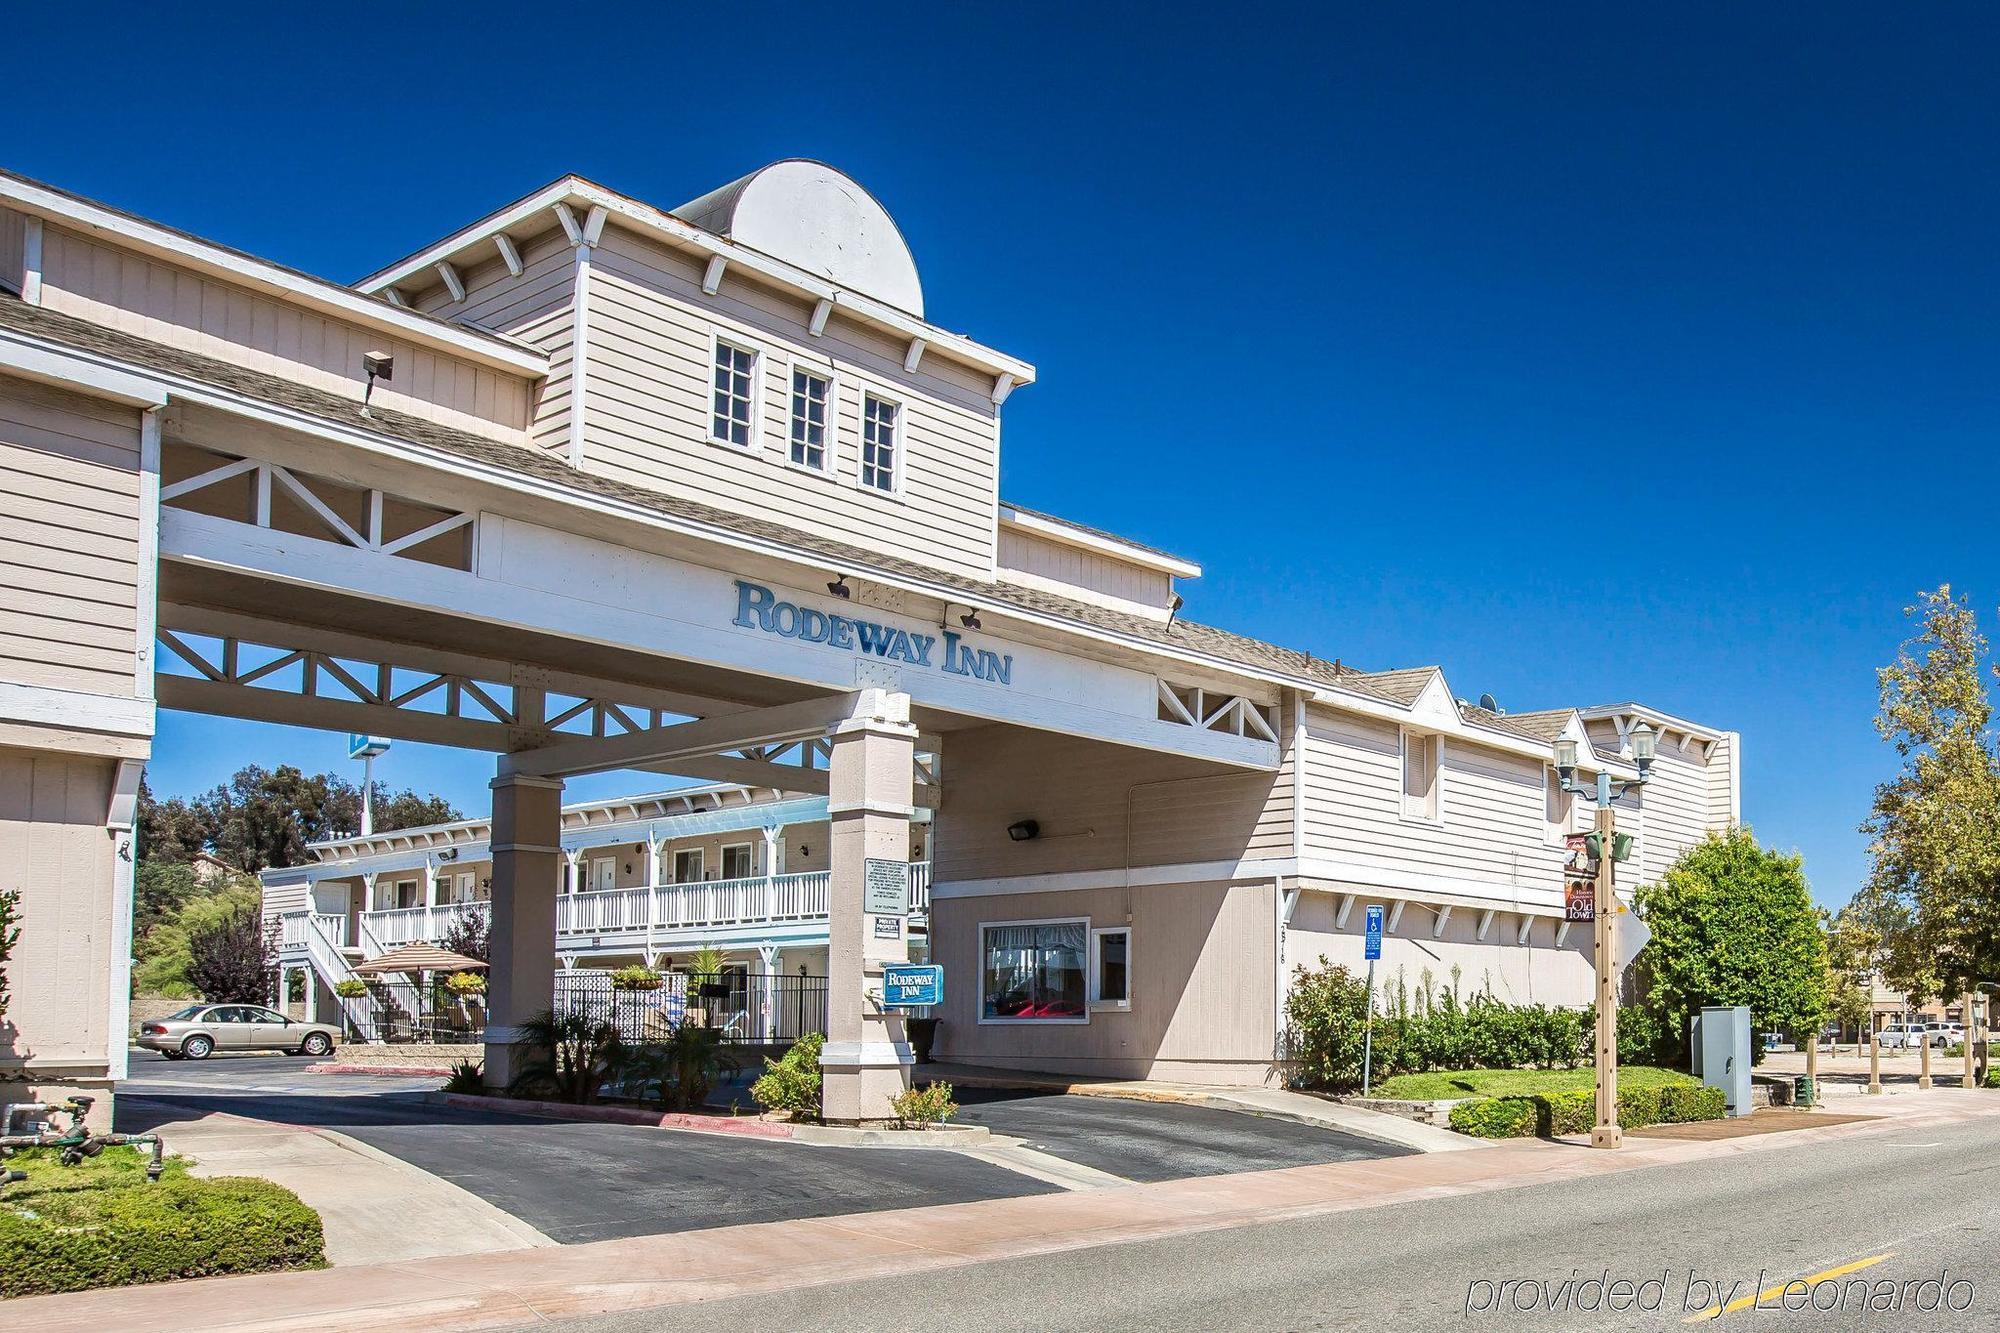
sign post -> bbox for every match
[1363,904,1384,1095]
[347,735,391,837]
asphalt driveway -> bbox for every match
[950,1086,1411,1182]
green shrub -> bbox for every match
[1447,1097,1536,1138]
[1984,1066,2000,1089]
[614,1023,740,1112]
[1533,1089,1596,1136]
[441,1059,484,1094]
[444,971,486,997]
[332,978,368,999]
[610,964,664,991]
[1617,1086,1664,1129]
[1656,1084,1725,1122]
[1282,958,1371,1090]
[0,1147,324,1297]
[751,1032,825,1118]
[507,1007,624,1104]
[891,1080,958,1128]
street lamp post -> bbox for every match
[1554,721,1657,1150]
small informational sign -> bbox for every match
[348,734,391,760]
[1565,880,1597,922]
[863,858,910,916]
[883,964,944,1007]
[1364,904,1384,961]
[873,915,902,940]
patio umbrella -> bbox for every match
[351,944,487,1039]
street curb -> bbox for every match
[427,1092,991,1146]
[309,1063,455,1077]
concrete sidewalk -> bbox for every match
[126,1098,553,1266]
[919,1063,1482,1153]
[23,1088,1995,1331]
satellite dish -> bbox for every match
[1477,693,1501,714]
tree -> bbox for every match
[136,884,264,999]
[184,898,277,1004]
[1862,586,2000,998]
[440,906,489,964]
[0,888,19,1026]
[138,765,465,873]
[134,861,205,943]
[1632,828,1831,1066]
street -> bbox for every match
[541,1110,2000,1332]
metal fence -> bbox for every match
[554,971,828,1045]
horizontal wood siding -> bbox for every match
[931,879,1278,1083]
[1633,735,1717,884]
[1301,707,1566,894]
[1287,892,1594,1008]
[1706,733,1738,827]
[0,378,142,696]
[36,225,531,439]
[934,726,1285,882]
[0,746,119,1068]
[576,229,999,581]
[997,528,1174,618]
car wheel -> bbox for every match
[300,1032,332,1058]
[182,1034,214,1060]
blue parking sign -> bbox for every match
[1364,904,1384,961]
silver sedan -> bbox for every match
[136,1004,339,1060]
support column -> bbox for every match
[757,943,779,1043]
[820,689,917,1124]
[484,771,565,1090]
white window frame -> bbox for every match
[857,388,906,497]
[1399,728,1443,825]
[672,848,705,884]
[719,841,755,881]
[1090,926,1132,1013]
[708,331,762,451]
[784,358,837,476]
[1543,764,1573,847]
[977,915,1092,1026]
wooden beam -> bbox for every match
[582,205,608,247]
[991,372,1016,406]
[553,202,584,247]
[1432,904,1452,939]
[382,287,408,308]
[434,262,466,304]
[809,298,832,337]
[903,337,927,374]
[701,255,727,296]
[1555,920,1572,948]
[502,692,861,780]
[494,234,523,278]
[1476,908,1495,941]
[1335,894,1355,929]
[1516,914,1534,945]
[1385,901,1405,935]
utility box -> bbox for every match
[1690,1005,1753,1117]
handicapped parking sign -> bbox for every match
[1365,904,1383,960]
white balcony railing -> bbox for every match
[353,863,931,957]
[277,911,351,951]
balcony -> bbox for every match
[334,863,932,957]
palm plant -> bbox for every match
[507,1007,624,1104]
[616,1021,740,1112]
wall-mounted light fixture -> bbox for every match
[1166,593,1185,629]
[436,847,459,862]
[1007,819,1040,842]
[361,350,393,416]
[960,610,982,630]
[827,574,852,599]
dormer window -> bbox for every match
[710,337,758,448]
[789,366,832,472]
[861,392,900,493]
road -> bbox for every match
[541,1112,2000,1332]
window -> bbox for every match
[980,920,1088,1022]
[1544,766,1572,845]
[788,366,832,472]
[710,338,758,447]
[672,848,704,884]
[860,392,900,492]
[1401,729,1440,822]
[721,843,754,880]
[1091,927,1132,1012]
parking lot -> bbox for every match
[118,1050,1406,1244]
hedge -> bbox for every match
[0,1147,325,1297]
[1448,1084,1727,1139]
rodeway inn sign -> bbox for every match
[733,581,1015,686]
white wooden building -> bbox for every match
[0,156,1741,1119]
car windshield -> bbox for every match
[166,1006,208,1020]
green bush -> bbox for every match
[332,978,368,999]
[1447,1097,1537,1138]
[751,1032,825,1118]
[1617,1085,1663,1128]
[891,1080,958,1128]
[1534,1089,1596,1136]
[0,1147,324,1297]
[1282,958,1372,1090]
[1656,1084,1725,1122]
[1984,1066,2000,1089]
[441,1059,484,1094]
[613,1023,740,1112]
[609,964,664,992]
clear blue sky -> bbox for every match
[18,5,1999,904]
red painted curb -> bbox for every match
[307,1063,453,1076]
[435,1091,796,1138]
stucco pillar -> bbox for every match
[484,771,564,1090]
[820,689,917,1124]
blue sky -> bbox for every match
[18,5,2000,904]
